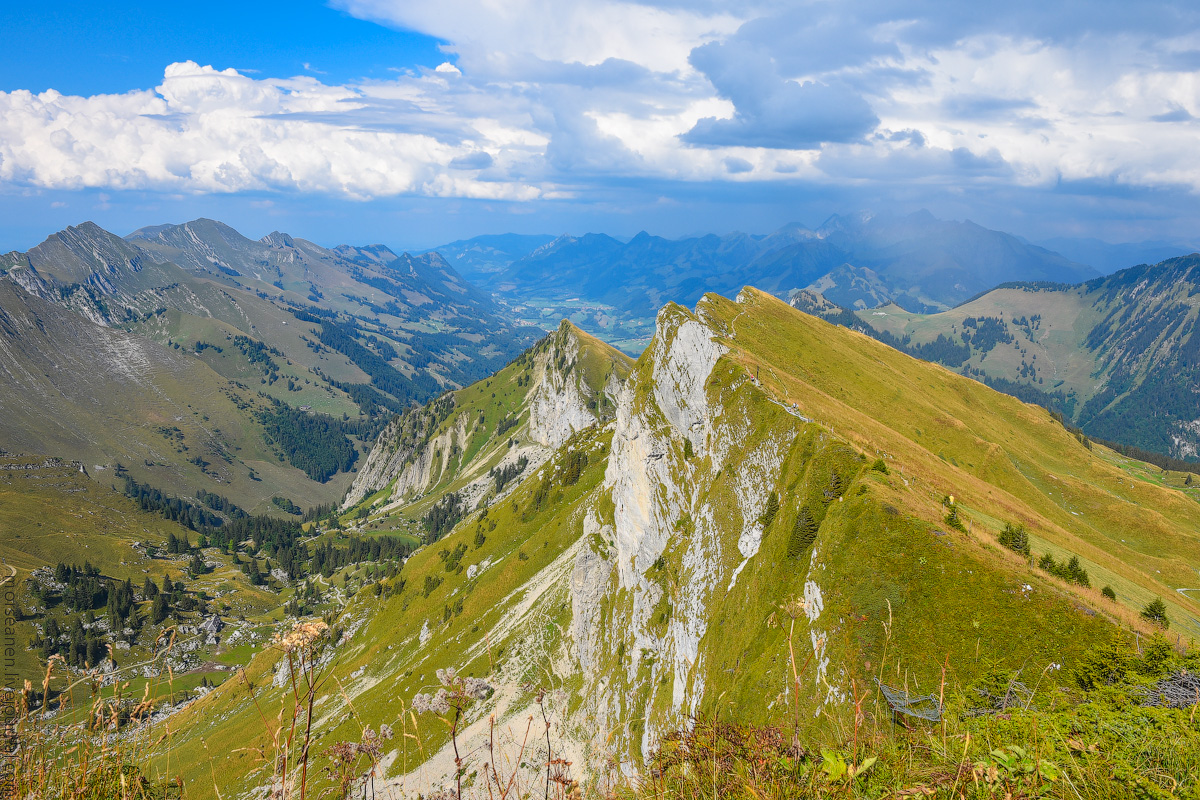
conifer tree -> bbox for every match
[1142,597,1169,628]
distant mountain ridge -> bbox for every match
[0,218,540,513]
[794,252,1200,462]
[1035,236,1195,274]
[435,210,1099,350]
[430,233,557,280]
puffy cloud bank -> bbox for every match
[3,1,1200,203]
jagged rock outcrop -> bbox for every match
[339,396,461,509]
[342,320,632,511]
[528,337,597,448]
[572,297,799,766]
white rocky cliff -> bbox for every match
[569,296,802,768]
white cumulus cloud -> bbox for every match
[0,61,537,200]
[4,1,1200,207]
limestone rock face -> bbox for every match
[528,337,596,449]
[343,320,629,511]
[340,401,463,509]
[569,512,613,675]
[570,296,794,765]
[650,316,727,454]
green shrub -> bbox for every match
[1073,638,1130,690]
[825,471,844,501]
[758,491,780,530]
[1139,634,1174,675]
[944,504,966,532]
[998,522,1030,557]
[151,594,170,624]
[1037,552,1090,587]
[787,505,819,559]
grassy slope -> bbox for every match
[724,289,1200,635]
[140,293,1198,796]
[0,281,356,516]
[860,269,1200,441]
[0,454,283,686]
[862,288,1101,401]
[1,453,172,691]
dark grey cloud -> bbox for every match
[682,39,879,149]
[723,156,753,173]
[449,151,493,169]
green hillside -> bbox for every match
[90,289,1200,799]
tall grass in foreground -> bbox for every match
[7,618,1200,799]
[611,625,1200,800]
[6,632,190,799]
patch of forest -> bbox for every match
[257,401,359,482]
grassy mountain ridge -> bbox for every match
[797,253,1200,462]
[128,288,1200,798]
[0,278,349,514]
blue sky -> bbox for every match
[0,1,446,97]
[3,1,1200,252]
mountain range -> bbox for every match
[142,290,1200,796]
[4,215,1200,798]
[434,211,1105,350]
[0,219,538,514]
